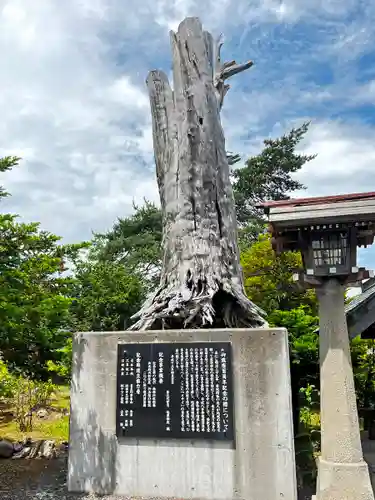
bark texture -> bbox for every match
[130,17,266,330]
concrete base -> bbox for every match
[68,328,297,500]
[315,456,374,500]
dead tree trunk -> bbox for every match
[130,17,266,330]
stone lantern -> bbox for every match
[260,191,375,500]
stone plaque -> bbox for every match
[116,342,234,440]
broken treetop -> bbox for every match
[130,18,266,331]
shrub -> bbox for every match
[46,337,72,381]
[0,359,15,399]
[1,372,56,432]
[295,384,320,491]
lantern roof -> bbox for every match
[258,191,375,233]
[260,191,375,210]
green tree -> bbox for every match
[69,258,145,332]
[268,307,319,388]
[268,307,319,435]
[232,122,314,221]
[351,337,375,409]
[46,338,73,381]
[241,233,318,315]
[0,213,84,378]
[0,156,86,378]
[0,156,20,199]
[240,232,319,435]
[93,201,162,288]
[46,252,146,381]
[233,122,315,245]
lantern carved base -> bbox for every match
[315,456,374,500]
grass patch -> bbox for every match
[0,385,70,443]
[50,385,70,412]
[0,416,69,443]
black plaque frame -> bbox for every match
[116,342,234,441]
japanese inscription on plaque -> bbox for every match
[116,342,234,441]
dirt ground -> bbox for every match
[0,457,121,500]
[0,456,313,500]
[0,457,68,499]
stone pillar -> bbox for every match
[315,278,374,500]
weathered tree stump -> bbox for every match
[130,17,266,330]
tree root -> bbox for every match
[129,276,267,331]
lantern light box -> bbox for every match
[259,191,375,279]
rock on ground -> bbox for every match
[36,409,49,419]
[0,439,14,458]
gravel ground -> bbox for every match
[0,456,313,500]
[0,457,126,500]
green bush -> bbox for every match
[47,337,72,381]
[0,360,57,432]
[10,377,56,432]
[0,359,15,399]
[295,384,320,491]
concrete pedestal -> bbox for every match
[68,328,297,500]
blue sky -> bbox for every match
[1,0,375,269]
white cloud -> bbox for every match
[0,0,155,241]
[106,77,149,109]
[293,120,375,269]
[295,121,375,196]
